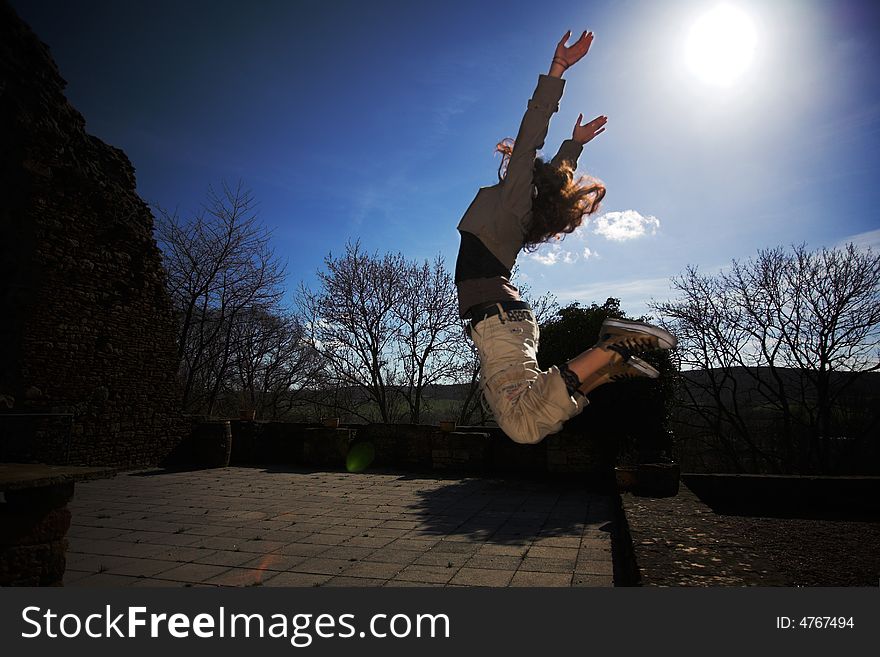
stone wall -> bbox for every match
[220,421,618,483]
[0,482,72,586]
[0,2,185,467]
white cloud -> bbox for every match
[835,228,880,252]
[526,242,580,266]
[582,246,598,260]
[592,210,661,241]
[530,250,559,265]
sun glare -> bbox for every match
[685,4,757,87]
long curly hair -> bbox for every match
[496,138,606,250]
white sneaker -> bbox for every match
[594,355,660,386]
[597,318,678,360]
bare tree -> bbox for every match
[653,243,880,473]
[395,256,461,423]
[299,241,407,423]
[228,305,323,420]
[300,244,475,424]
[653,263,775,472]
[453,338,489,426]
[155,181,286,414]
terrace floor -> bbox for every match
[63,466,617,587]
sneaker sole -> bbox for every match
[628,356,660,379]
[601,318,678,350]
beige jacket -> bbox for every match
[457,73,583,270]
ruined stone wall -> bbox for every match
[223,421,617,481]
[0,2,185,467]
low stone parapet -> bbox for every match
[682,473,880,517]
[225,422,616,476]
[0,463,114,586]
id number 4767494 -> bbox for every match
[776,617,854,629]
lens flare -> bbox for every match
[346,441,376,473]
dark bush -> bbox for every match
[537,298,678,465]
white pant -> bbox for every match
[469,305,588,444]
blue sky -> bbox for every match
[13,0,880,318]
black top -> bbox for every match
[454,230,511,283]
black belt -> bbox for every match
[468,300,532,328]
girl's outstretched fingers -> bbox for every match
[573,114,607,145]
[554,29,594,70]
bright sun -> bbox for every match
[685,4,757,87]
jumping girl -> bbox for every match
[455,29,677,444]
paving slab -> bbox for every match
[63,466,618,587]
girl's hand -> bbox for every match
[572,113,607,145]
[551,30,594,73]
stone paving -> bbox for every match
[63,467,616,587]
[621,484,787,586]
[622,482,880,586]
